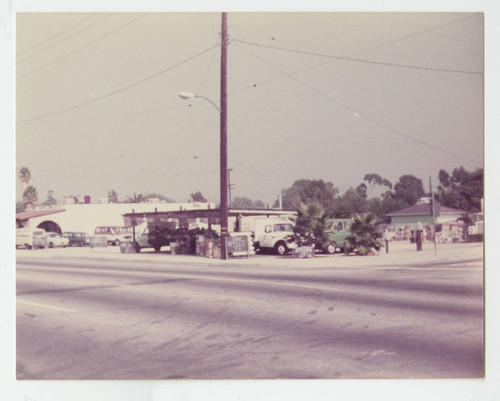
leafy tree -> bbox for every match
[190,191,207,202]
[333,187,369,218]
[253,200,266,209]
[364,173,392,197]
[281,179,338,215]
[107,190,119,203]
[232,196,265,209]
[42,190,57,207]
[345,212,383,255]
[438,170,450,187]
[367,195,407,223]
[436,167,483,212]
[356,183,368,199]
[392,175,425,206]
[23,185,38,209]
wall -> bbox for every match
[26,202,215,235]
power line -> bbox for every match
[235,43,481,166]
[19,104,193,127]
[232,38,483,76]
[17,43,220,124]
[17,14,145,79]
[228,13,482,96]
[16,14,97,56]
[17,14,113,64]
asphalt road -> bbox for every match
[16,255,483,379]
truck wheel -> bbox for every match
[274,241,288,256]
[324,242,336,254]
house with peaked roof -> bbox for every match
[386,200,469,242]
[386,200,468,227]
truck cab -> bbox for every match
[254,217,296,255]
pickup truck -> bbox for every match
[254,217,297,255]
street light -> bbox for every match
[178,92,221,112]
[178,13,228,260]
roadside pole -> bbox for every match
[430,176,437,256]
[220,12,228,260]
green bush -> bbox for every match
[345,212,383,255]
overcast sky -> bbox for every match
[15,12,483,205]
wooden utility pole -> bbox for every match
[430,176,437,256]
[220,12,228,260]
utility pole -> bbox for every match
[220,12,228,260]
[430,176,437,256]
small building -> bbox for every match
[386,201,469,242]
[15,202,216,236]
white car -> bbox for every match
[47,232,69,248]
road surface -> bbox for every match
[16,254,483,379]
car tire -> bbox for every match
[274,241,288,256]
[114,239,120,247]
[49,242,54,248]
[324,242,336,254]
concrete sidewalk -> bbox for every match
[16,241,484,269]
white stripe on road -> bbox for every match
[17,299,78,313]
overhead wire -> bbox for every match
[232,38,483,76]
[17,43,220,124]
[17,14,146,79]
[17,14,112,64]
[234,43,480,166]
[228,12,482,95]
[16,13,97,57]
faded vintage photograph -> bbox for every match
[15,12,484,381]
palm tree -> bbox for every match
[345,212,383,255]
[125,192,145,203]
[292,202,332,247]
[18,167,31,193]
[23,185,38,210]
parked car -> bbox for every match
[94,226,133,246]
[46,232,70,248]
[16,228,48,249]
[63,232,90,247]
[322,218,353,254]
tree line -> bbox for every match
[278,167,483,223]
[17,166,483,220]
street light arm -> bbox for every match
[178,92,221,112]
[195,95,221,113]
